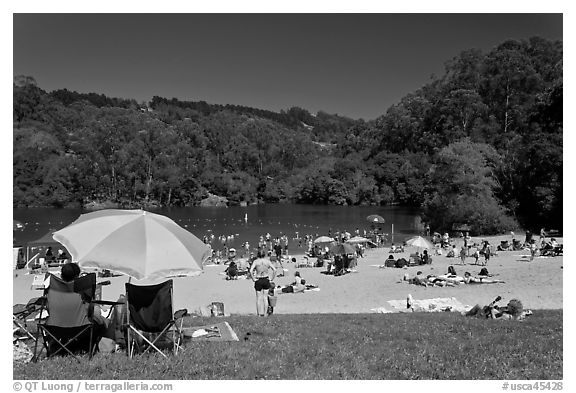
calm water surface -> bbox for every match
[13,205,423,251]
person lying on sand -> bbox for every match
[282,279,306,293]
[406,271,458,287]
[463,272,505,284]
[277,280,318,294]
[430,275,459,287]
[435,268,463,285]
[465,297,530,320]
[408,271,429,287]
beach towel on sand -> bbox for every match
[371,297,470,314]
[180,321,239,342]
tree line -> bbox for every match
[13,37,562,234]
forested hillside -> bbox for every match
[13,37,562,234]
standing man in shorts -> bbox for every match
[249,258,277,316]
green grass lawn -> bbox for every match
[14,310,562,380]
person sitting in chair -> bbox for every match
[421,250,432,265]
[45,247,55,263]
[60,262,81,282]
[384,254,395,267]
[57,249,69,263]
[59,263,112,347]
[333,255,345,276]
[550,238,559,248]
[224,261,238,280]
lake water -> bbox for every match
[13,204,423,252]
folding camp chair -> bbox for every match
[32,273,103,362]
[13,297,46,342]
[409,253,421,266]
[125,280,187,358]
[498,240,511,251]
[295,256,314,268]
[553,244,563,256]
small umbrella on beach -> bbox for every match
[366,214,386,224]
[346,236,370,244]
[314,236,335,245]
[53,209,211,280]
[13,220,24,231]
[330,243,356,255]
[406,236,433,249]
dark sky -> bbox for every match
[13,14,562,120]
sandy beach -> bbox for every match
[13,234,562,315]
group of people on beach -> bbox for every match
[27,246,70,271]
[216,229,366,316]
[201,224,388,263]
[405,265,505,287]
[28,224,556,323]
[433,229,562,265]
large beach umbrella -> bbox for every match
[346,236,371,244]
[53,209,211,280]
[405,236,433,249]
[366,214,386,224]
[330,243,356,255]
[314,236,335,244]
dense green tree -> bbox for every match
[422,139,517,234]
[12,36,562,233]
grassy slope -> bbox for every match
[14,311,562,380]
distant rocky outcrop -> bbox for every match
[198,194,228,207]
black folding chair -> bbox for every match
[125,280,187,358]
[33,273,103,362]
[13,297,46,342]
